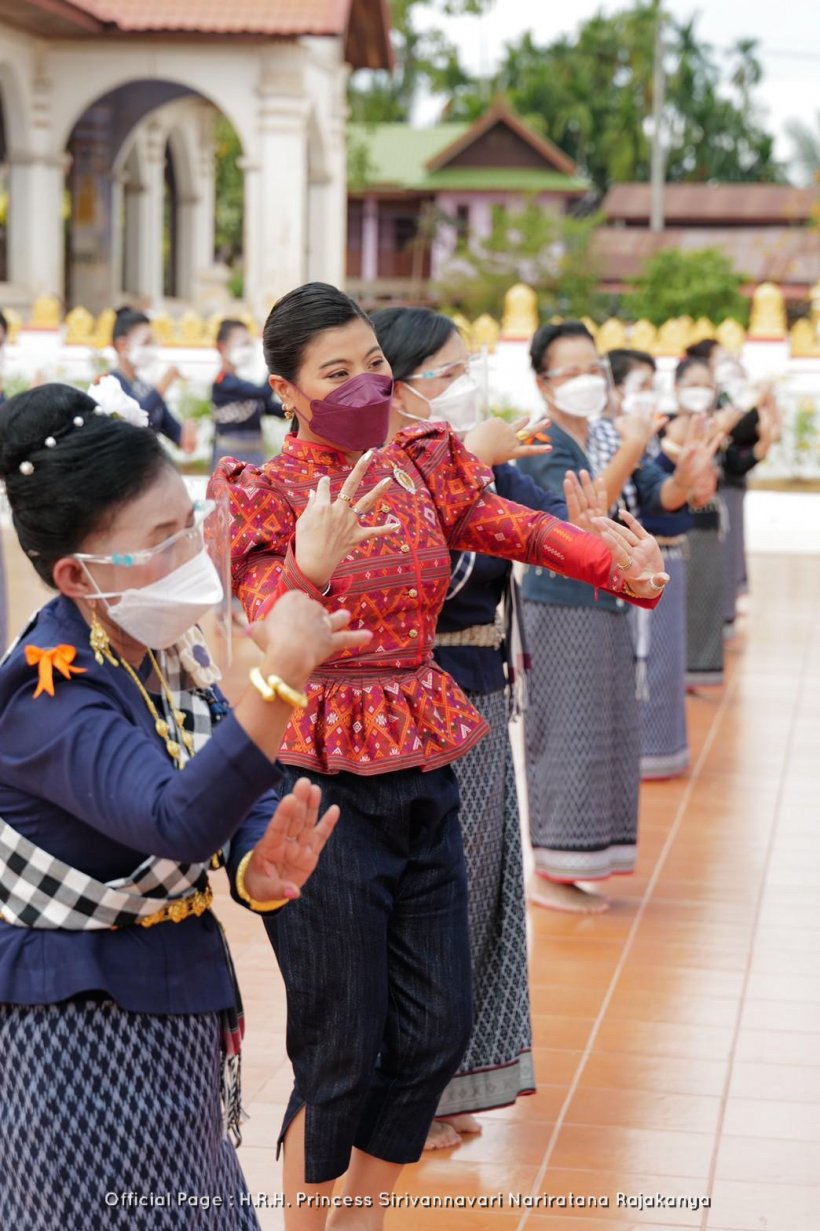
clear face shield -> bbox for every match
[74,498,230,653]
[402,349,490,434]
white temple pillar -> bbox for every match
[307,113,346,287]
[362,196,379,282]
[135,121,166,303]
[243,80,310,318]
[7,153,66,298]
[191,105,216,286]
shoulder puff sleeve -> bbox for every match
[396,422,495,538]
[208,459,349,621]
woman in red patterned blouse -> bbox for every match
[211,283,667,1229]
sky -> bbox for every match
[413,0,820,173]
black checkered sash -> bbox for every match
[0,822,209,930]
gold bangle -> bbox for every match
[249,667,308,709]
[235,850,290,913]
[266,673,308,709]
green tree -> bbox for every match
[213,115,244,269]
[348,0,492,123]
[437,201,604,320]
[444,2,781,194]
[621,247,749,325]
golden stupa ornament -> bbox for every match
[501,283,538,340]
[748,282,787,340]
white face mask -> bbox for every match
[677,386,715,415]
[128,343,160,378]
[551,373,608,421]
[399,373,483,433]
[90,547,224,649]
[622,390,658,421]
[228,343,255,372]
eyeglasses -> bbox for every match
[539,361,609,382]
[405,359,471,383]
[75,499,214,568]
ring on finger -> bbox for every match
[338,492,353,505]
[515,428,532,442]
[619,555,633,571]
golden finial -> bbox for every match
[749,282,787,339]
[501,283,538,340]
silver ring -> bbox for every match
[649,576,667,591]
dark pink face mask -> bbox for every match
[302,372,394,452]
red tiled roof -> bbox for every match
[14,0,392,67]
[603,183,819,225]
[51,0,347,34]
[592,226,820,290]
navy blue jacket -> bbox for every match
[0,596,282,1012]
[433,462,567,694]
[211,370,283,438]
[110,369,182,446]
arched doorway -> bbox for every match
[64,81,244,313]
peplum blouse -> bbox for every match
[213,423,657,777]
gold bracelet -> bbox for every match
[249,667,308,709]
[235,850,290,913]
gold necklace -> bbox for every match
[89,610,194,768]
[115,652,193,769]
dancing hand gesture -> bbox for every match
[590,510,669,600]
[241,778,339,903]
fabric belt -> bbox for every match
[435,616,504,650]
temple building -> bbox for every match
[0,0,391,317]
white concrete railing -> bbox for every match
[3,336,820,480]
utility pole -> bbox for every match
[650,6,666,232]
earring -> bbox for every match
[283,407,294,421]
[89,608,117,666]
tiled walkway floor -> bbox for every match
[4,533,819,1230]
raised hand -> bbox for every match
[464,413,552,465]
[564,468,609,531]
[241,777,339,903]
[252,593,373,686]
[615,408,667,450]
[590,510,669,600]
[294,450,399,590]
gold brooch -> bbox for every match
[392,466,416,494]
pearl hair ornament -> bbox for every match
[14,377,147,475]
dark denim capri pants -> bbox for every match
[265,762,473,1184]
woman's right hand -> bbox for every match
[254,592,373,688]
[293,450,398,590]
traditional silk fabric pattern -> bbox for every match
[686,523,725,686]
[436,688,535,1116]
[631,548,689,779]
[523,602,639,880]
[212,424,634,776]
[0,1001,260,1230]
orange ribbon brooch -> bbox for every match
[25,644,87,698]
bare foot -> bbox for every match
[438,1114,482,1135]
[424,1120,462,1150]
[529,875,610,914]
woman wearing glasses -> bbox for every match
[518,322,667,913]
[0,382,367,1228]
[215,283,667,1227]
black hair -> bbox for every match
[262,282,372,381]
[530,321,595,375]
[0,309,7,338]
[0,383,172,588]
[112,306,150,344]
[370,307,456,382]
[685,339,719,363]
[607,347,657,388]
[216,318,246,347]
[674,355,712,384]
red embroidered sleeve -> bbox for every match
[400,423,659,610]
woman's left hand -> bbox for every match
[241,778,339,902]
[590,510,669,600]
[464,414,551,466]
